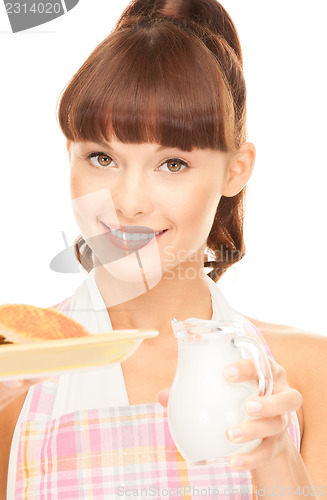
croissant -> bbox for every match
[0,304,90,344]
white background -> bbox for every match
[0,1,326,335]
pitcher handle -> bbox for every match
[231,336,273,397]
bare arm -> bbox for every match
[246,317,327,495]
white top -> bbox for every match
[7,270,248,498]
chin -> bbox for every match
[97,241,163,288]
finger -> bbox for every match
[267,357,288,390]
[244,389,303,418]
[156,388,170,407]
[2,377,45,389]
[27,377,48,385]
[223,359,257,383]
[2,380,24,388]
[223,357,289,394]
[226,413,291,444]
[228,435,280,470]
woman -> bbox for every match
[1,0,326,497]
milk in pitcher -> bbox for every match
[167,320,271,465]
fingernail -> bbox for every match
[3,380,23,388]
[246,400,262,414]
[223,365,239,380]
[156,390,168,406]
[229,457,244,469]
[226,426,243,441]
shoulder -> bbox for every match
[244,315,327,386]
[244,315,327,394]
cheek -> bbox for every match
[70,167,90,200]
[175,184,221,231]
[161,183,222,259]
[70,169,118,239]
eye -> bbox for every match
[87,152,115,168]
[158,158,190,174]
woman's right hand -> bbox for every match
[0,378,46,411]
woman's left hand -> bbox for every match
[156,357,303,471]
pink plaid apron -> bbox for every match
[9,275,301,499]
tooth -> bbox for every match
[110,228,161,241]
[111,229,124,239]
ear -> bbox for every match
[66,140,72,159]
[222,142,256,197]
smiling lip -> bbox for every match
[100,222,168,251]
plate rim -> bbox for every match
[0,329,159,380]
[0,329,159,353]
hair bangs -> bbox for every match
[58,22,234,152]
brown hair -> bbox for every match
[57,0,247,281]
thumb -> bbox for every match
[156,388,170,407]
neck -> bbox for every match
[93,259,213,336]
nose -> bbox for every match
[111,167,154,220]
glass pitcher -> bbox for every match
[167,318,273,466]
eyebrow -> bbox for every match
[95,140,113,149]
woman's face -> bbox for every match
[69,138,232,283]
